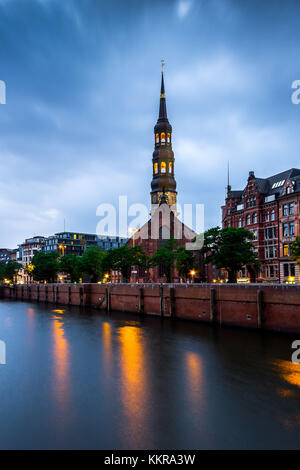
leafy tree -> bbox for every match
[59,254,83,283]
[103,245,149,282]
[176,246,196,281]
[0,262,6,282]
[291,237,300,264]
[32,251,60,283]
[80,246,106,283]
[202,226,259,283]
[150,238,179,283]
[4,260,21,282]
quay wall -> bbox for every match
[1,283,300,334]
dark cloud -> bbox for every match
[0,0,300,246]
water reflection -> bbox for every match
[185,351,204,407]
[102,322,112,375]
[52,315,70,409]
[118,325,149,444]
[275,359,300,388]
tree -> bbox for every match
[4,260,21,282]
[176,246,196,281]
[202,226,259,283]
[59,254,83,283]
[0,262,6,282]
[103,245,149,282]
[32,251,60,283]
[291,237,300,264]
[80,247,106,283]
[150,238,179,283]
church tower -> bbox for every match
[151,65,177,213]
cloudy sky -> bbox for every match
[1,0,300,247]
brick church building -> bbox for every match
[126,68,210,283]
[222,168,300,283]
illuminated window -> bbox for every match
[167,133,171,143]
[161,132,166,143]
[283,244,289,256]
[155,133,159,144]
[73,234,77,239]
[161,162,166,173]
[154,163,158,174]
[168,162,172,173]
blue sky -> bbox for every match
[1,0,300,247]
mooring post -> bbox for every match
[106,287,111,313]
[257,288,263,329]
[45,285,48,303]
[21,285,24,300]
[79,286,84,307]
[37,285,40,302]
[210,287,216,323]
[160,285,164,317]
[169,286,175,318]
[138,286,144,314]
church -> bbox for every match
[127,67,205,283]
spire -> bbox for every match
[158,60,168,121]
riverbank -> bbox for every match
[1,283,300,334]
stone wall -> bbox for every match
[1,283,300,334]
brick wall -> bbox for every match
[1,283,300,334]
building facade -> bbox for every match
[222,168,300,283]
[44,232,127,256]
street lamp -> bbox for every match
[190,269,196,283]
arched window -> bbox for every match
[154,163,158,174]
[167,133,171,143]
[247,214,251,225]
[238,217,242,228]
[271,209,275,221]
[155,133,159,144]
[161,132,166,143]
[161,162,166,173]
[168,162,172,173]
[253,213,257,224]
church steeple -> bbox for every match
[151,64,177,212]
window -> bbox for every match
[265,245,277,259]
[161,132,166,143]
[289,221,295,236]
[283,204,288,216]
[265,211,269,222]
[246,214,251,225]
[284,263,289,277]
[168,162,172,173]
[253,229,258,240]
[283,223,288,237]
[161,161,166,173]
[271,209,275,221]
[155,133,159,144]
[289,203,294,215]
[238,217,242,228]
[253,213,258,224]
[167,133,171,143]
[283,244,289,256]
[154,163,158,174]
[265,227,276,239]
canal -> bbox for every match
[0,299,300,450]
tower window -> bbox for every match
[154,163,158,174]
[168,162,172,173]
[161,132,166,144]
[167,133,171,143]
[155,133,159,144]
[161,162,166,173]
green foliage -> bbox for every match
[0,261,6,282]
[150,238,179,283]
[32,251,60,283]
[202,226,259,283]
[4,260,21,282]
[291,237,300,264]
[103,245,149,282]
[80,246,106,283]
[59,254,83,283]
[175,246,196,281]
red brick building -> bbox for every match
[222,168,300,283]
